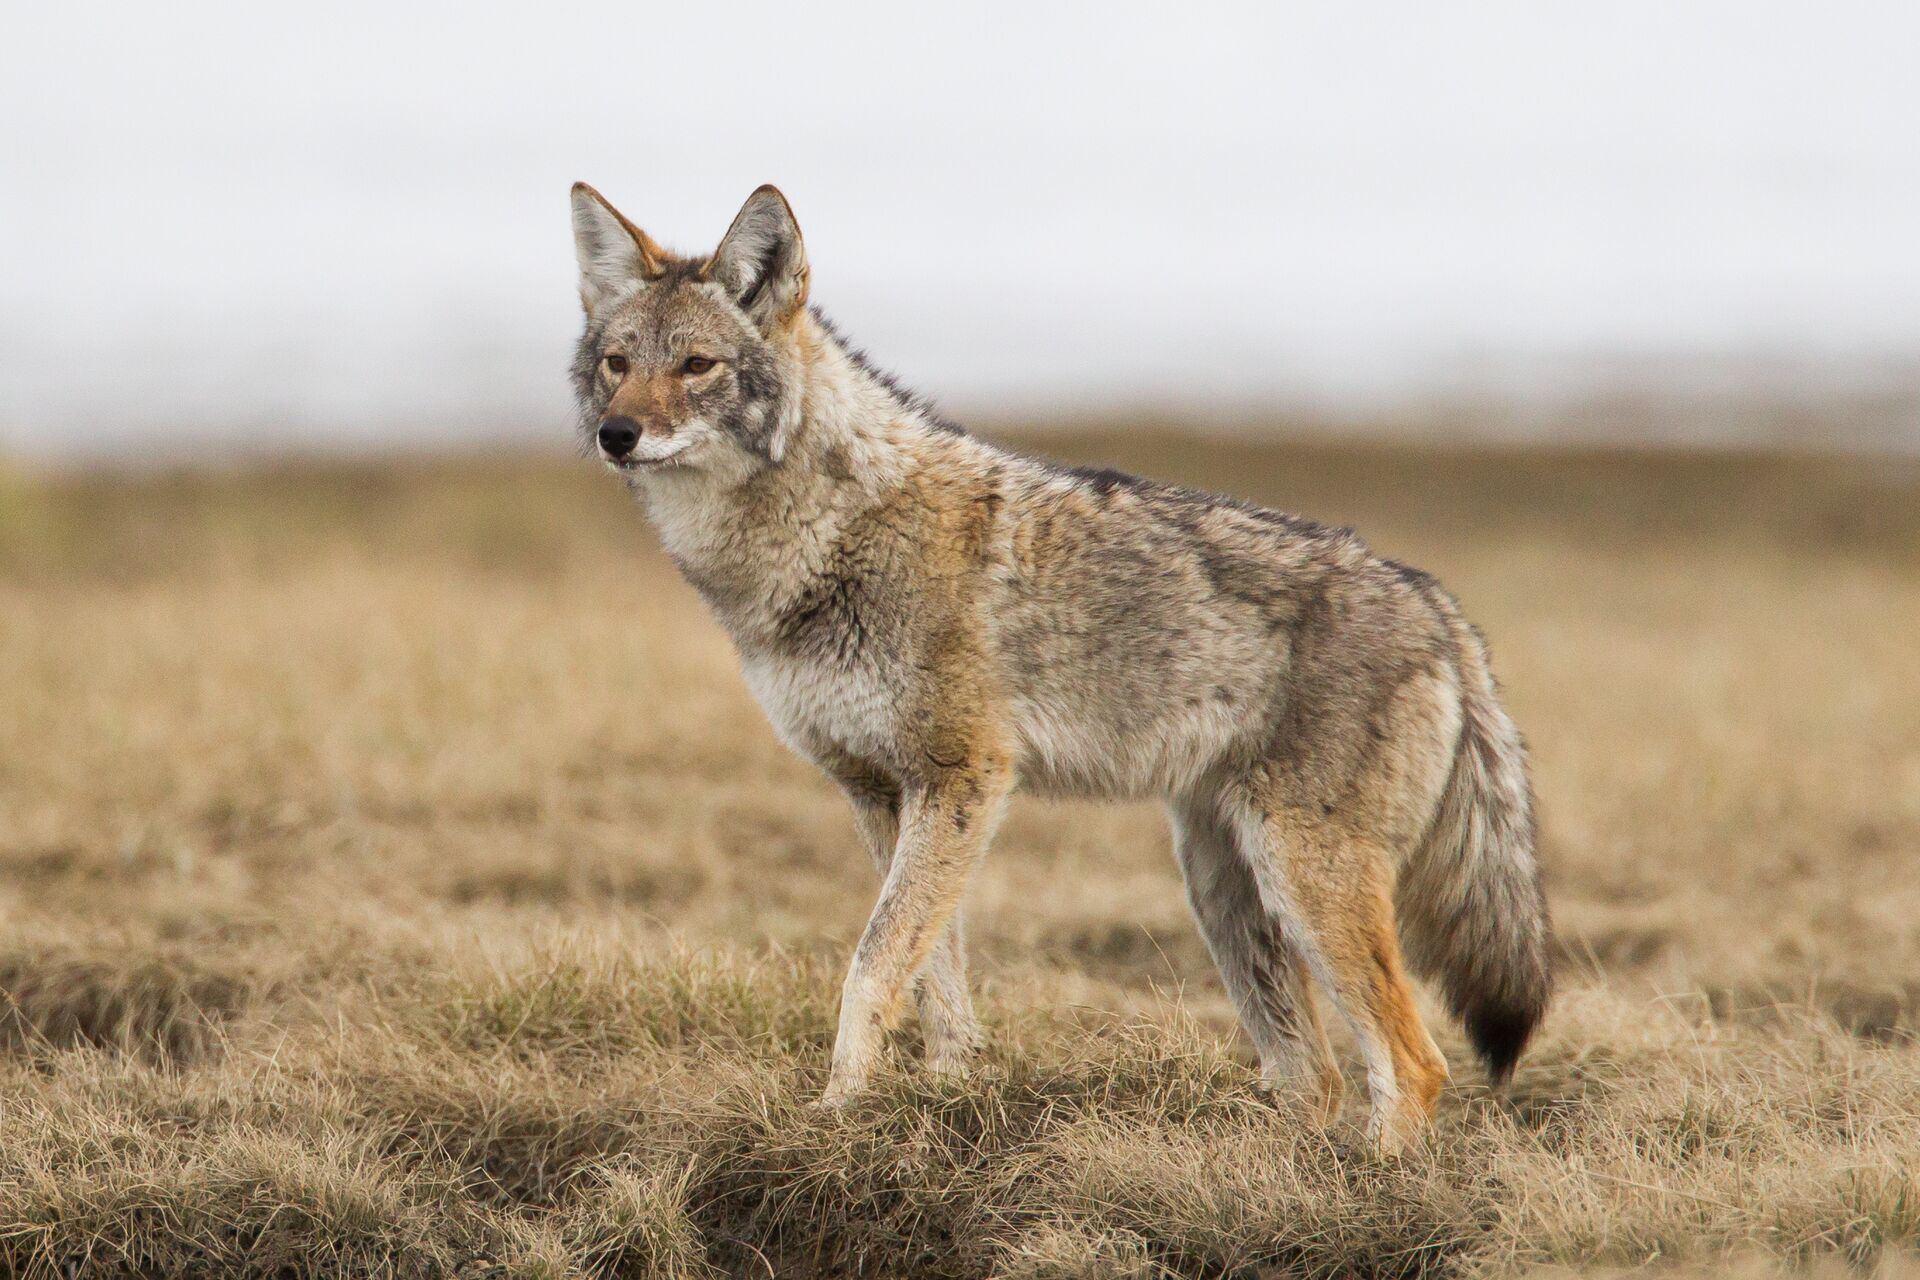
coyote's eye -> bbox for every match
[681,356,716,376]
[603,354,628,376]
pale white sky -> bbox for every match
[3,2,1917,453]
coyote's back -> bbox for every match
[977,464,1553,1109]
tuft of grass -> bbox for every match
[0,941,259,1065]
[0,1101,511,1277]
[563,1156,718,1280]
[427,943,842,1062]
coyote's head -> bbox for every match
[568,183,809,481]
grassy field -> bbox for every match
[1,430,1917,1278]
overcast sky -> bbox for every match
[3,2,1917,454]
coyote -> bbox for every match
[567,183,1551,1150]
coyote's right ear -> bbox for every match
[571,183,667,314]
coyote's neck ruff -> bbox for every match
[568,182,1552,1151]
[621,318,926,645]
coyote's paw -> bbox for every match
[924,1046,976,1082]
[1255,1065,1345,1128]
[812,1077,865,1111]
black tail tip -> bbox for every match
[1466,1002,1542,1086]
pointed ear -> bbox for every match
[705,185,809,327]
[571,182,667,314]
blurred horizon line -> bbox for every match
[8,345,1917,469]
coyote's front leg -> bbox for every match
[841,788,982,1077]
[821,762,1009,1105]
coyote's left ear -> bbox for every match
[706,185,809,328]
[571,182,667,315]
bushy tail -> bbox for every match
[1396,626,1552,1085]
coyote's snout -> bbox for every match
[565,182,1552,1151]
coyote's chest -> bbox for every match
[719,537,925,777]
[737,643,901,772]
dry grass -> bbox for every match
[1,430,1917,1278]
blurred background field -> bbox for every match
[1,432,1917,1275]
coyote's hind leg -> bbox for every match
[1170,796,1342,1122]
[1227,796,1449,1153]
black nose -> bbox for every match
[597,417,639,459]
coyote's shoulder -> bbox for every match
[567,182,1552,1150]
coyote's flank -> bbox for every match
[566,182,1552,1150]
